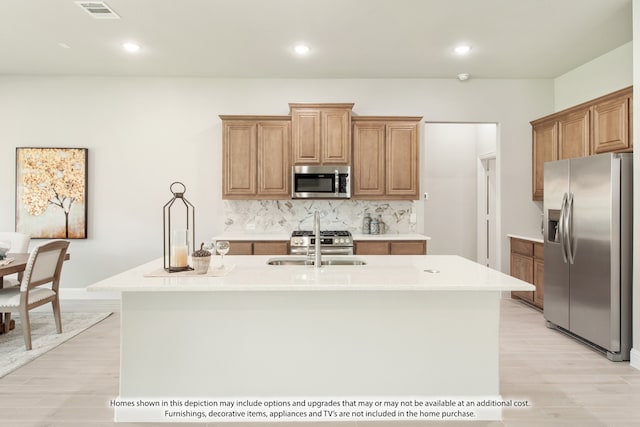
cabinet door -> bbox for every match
[223,121,257,198]
[257,121,290,198]
[592,95,630,153]
[532,120,558,201]
[510,253,534,302]
[390,241,426,255]
[292,109,321,164]
[533,258,544,308]
[386,122,419,199]
[321,109,351,164]
[352,122,386,197]
[354,241,389,255]
[558,108,590,160]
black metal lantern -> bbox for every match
[163,182,195,272]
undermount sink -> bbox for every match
[267,257,366,266]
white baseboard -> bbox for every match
[59,288,120,301]
[630,348,640,370]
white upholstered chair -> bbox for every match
[0,232,31,287]
[0,240,69,350]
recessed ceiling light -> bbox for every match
[294,45,310,55]
[454,45,472,55]
[123,42,140,53]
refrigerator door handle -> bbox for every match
[559,192,568,263]
[566,192,575,264]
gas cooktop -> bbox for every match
[291,230,352,237]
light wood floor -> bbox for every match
[1,298,639,426]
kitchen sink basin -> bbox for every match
[267,257,366,266]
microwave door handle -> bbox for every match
[335,170,339,195]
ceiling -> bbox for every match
[0,0,632,79]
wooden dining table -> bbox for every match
[0,252,70,333]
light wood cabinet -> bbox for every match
[354,240,427,255]
[352,116,421,200]
[510,237,544,309]
[290,103,353,165]
[532,119,557,201]
[352,121,385,197]
[531,86,632,201]
[558,108,590,160]
[226,240,289,255]
[592,93,632,154]
[221,116,291,200]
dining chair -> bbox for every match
[0,232,31,287]
[0,240,69,350]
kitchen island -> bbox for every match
[88,255,533,423]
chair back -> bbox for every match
[0,232,30,253]
[21,240,70,293]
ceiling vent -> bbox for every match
[75,1,120,19]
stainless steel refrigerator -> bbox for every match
[543,152,632,361]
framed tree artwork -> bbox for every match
[16,147,88,239]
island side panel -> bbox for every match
[120,290,500,401]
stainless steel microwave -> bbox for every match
[291,165,351,199]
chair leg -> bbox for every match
[3,312,10,334]
[52,298,62,334]
[20,306,32,351]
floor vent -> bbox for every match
[75,1,120,19]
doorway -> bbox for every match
[423,123,498,267]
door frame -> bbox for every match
[477,153,497,268]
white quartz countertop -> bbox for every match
[507,234,544,244]
[212,233,430,241]
[212,233,290,241]
[88,254,533,293]
[352,233,430,241]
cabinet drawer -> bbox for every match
[511,238,534,256]
[534,242,544,259]
[227,241,253,255]
[253,241,289,255]
[390,241,427,255]
[354,241,389,255]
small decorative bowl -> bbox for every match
[192,243,212,274]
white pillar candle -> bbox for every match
[170,245,189,268]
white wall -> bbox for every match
[0,77,552,289]
[631,0,640,370]
[554,41,633,110]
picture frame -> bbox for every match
[15,147,88,239]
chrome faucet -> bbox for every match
[314,211,321,268]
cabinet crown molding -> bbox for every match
[530,86,632,125]
[219,115,291,121]
[289,103,355,111]
[352,115,423,122]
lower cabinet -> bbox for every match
[354,240,427,255]
[510,237,544,309]
[226,241,289,255]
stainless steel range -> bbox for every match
[289,230,353,255]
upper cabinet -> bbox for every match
[290,103,353,165]
[221,115,291,199]
[220,104,422,201]
[592,93,632,154]
[531,86,632,201]
[352,116,421,200]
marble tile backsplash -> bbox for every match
[223,200,417,234]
